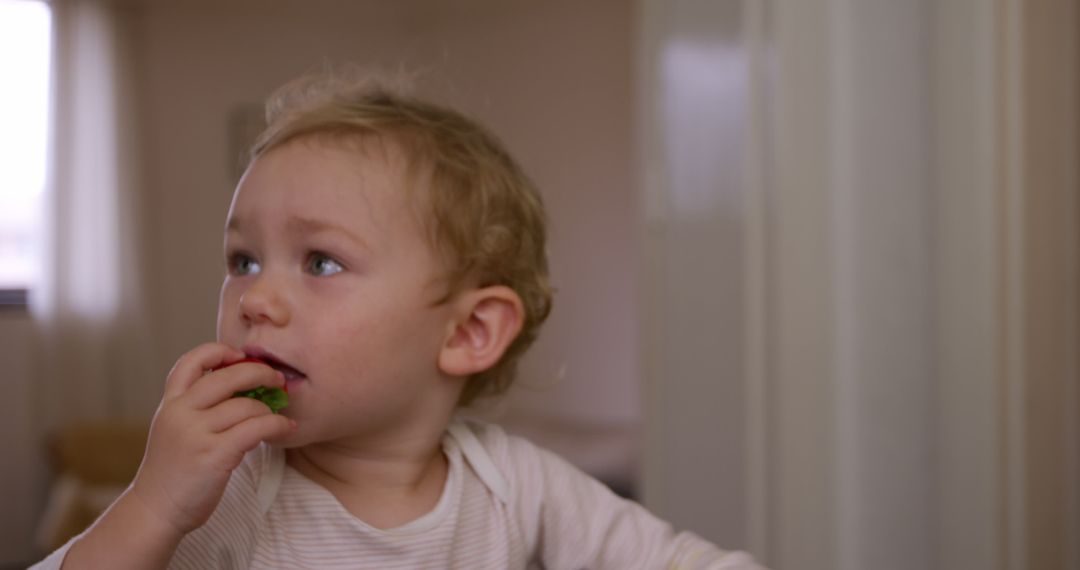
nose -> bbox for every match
[238,274,291,327]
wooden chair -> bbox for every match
[34,421,148,552]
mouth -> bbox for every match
[242,346,307,382]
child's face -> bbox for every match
[217,136,458,446]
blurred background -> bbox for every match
[0,0,1077,569]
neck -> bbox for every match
[285,420,453,529]
[288,429,444,490]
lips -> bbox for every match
[266,359,305,381]
[242,346,306,381]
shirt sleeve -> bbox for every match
[495,427,766,570]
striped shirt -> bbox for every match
[35,418,763,569]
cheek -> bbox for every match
[319,307,443,373]
[216,281,242,340]
[319,316,390,364]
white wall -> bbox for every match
[640,0,1077,569]
[637,0,750,547]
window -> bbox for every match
[0,0,51,305]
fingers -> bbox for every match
[186,362,285,411]
[222,413,295,456]
[203,396,282,433]
[164,343,246,400]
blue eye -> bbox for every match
[228,253,260,276]
[308,253,343,277]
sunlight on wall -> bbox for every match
[661,39,745,218]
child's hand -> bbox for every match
[129,342,295,537]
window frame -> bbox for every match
[0,288,29,311]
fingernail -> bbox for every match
[289,419,298,429]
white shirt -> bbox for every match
[34,418,763,569]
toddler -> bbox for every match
[34,76,764,569]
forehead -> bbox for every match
[229,136,426,234]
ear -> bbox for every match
[438,286,525,377]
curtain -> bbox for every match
[32,0,157,433]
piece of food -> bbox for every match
[215,357,289,414]
[233,385,289,414]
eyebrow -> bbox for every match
[226,215,370,251]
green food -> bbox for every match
[234,386,289,414]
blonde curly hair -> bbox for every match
[249,75,553,406]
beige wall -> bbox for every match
[0,1,639,564]
[0,312,40,564]
[133,0,639,475]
